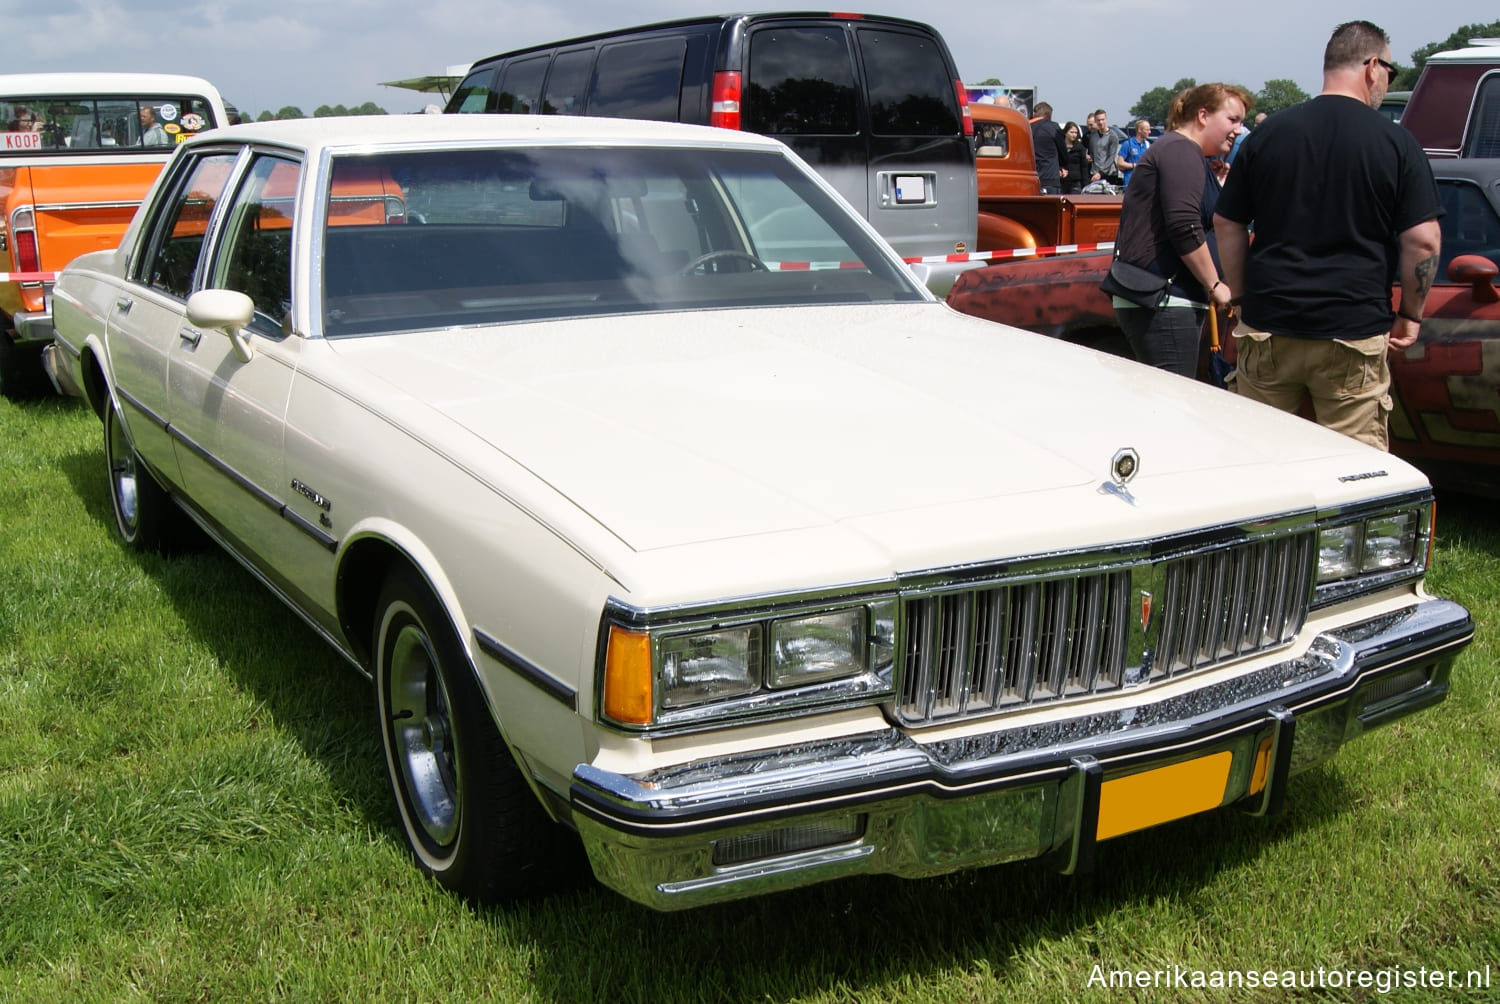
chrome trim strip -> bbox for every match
[473,627,577,709]
[28,200,144,213]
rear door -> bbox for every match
[853,25,975,259]
[743,23,867,224]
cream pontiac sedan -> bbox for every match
[50,116,1472,910]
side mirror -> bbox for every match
[186,289,257,361]
[1447,254,1499,305]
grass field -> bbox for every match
[2,393,1497,1003]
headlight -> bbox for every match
[1314,499,1430,605]
[602,599,896,730]
[1361,511,1418,571]
[769,609,865,688]
[660,626,760,708]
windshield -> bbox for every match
[320,145,925,337]
[2,94,217,153]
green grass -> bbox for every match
[2,395,1497,1003]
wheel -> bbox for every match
[104,398,173,551]
[679,249,769,274]
[374,567,572,901]
[0,332,49,401]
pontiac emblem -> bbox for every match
[1111,448,1140,485]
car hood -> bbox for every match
[328,303,1403,555]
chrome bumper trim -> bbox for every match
[570,598,1471,909]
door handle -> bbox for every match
[178,327,202,348]
[114,297,133,314]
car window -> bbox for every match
[497,56,549,114]
[588,37,686,121]
[136,153,239,298]
[542,49,594,115]
[320,146,923,337]
[856,29,961,137]
[447,72,493,114]
[745,27,858,135]
[1464,76,1500,158]
[213,155,301,336]
[1436,178,1500,276]
[2,94,216,153]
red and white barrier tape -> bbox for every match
[4,243,1112,284]
[901,241,1114,265]
[765,241,1113,271]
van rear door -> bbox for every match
[743,24,868,236]
[852,25,975,261]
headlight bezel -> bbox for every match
[1312,493,1433,608]
[599,590,897,733]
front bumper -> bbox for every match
[571,598,1472,910]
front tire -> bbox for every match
[374,567,570,901]
[104,399,172,551]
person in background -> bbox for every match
[1086,108,1122,187]
[138,105,169,147]
[1118,118,1152,187]
[1030,102,1068,194]
[1110,83,1251,377]
[1214,19,1442,450]
[1060,121,1090,194]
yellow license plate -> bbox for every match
[1096,751,1233,841]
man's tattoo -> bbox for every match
[1414,254,1438,297]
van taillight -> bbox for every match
[954,79,973,137]
[711,71,743,130]
[10,208,39,272]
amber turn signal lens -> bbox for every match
[604,626,653,725]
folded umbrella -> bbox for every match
[1207,305,1234,389]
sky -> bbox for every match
[7,1,1494,124]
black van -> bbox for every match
[446,13,977,285]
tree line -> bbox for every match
[243,101,390,122]
[1128,19,1500,124]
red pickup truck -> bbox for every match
[946,159,1500,499]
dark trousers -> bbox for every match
[1114,305,1204,379]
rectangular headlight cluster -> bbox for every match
[1314,501,1431,604]
[604,601,896,729]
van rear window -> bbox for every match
[589,37,688,121]
[857,29,961,137]
[745,27,858,135]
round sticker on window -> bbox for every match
[180,112,206,132]
[158,103,179,122]
[164,122,181,135]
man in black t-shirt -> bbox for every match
[1031,102,1068,195]
[1214,19,1441,450]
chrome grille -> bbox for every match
[896,530,1315,725]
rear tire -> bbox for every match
[104,398,173,552]
[374,566,570,901]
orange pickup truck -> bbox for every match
[970,102,1122,252]
[1,73,226,398]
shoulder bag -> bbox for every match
[1100,255,1171,309]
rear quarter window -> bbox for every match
[588,37,687,121]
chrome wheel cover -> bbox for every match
[387,619,459,847]
[106,409,140,534]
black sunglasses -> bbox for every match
[1366,56,1397,84]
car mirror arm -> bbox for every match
[186,289,258,361]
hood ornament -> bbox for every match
[1100,447,1140,506]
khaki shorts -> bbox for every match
[1231,328,1393,450]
